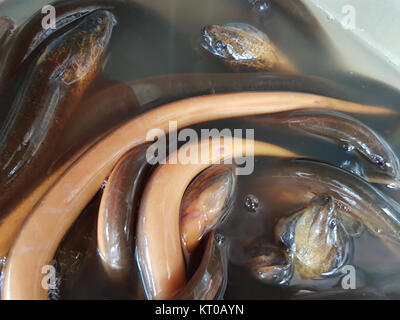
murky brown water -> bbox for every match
[1,0,400,300]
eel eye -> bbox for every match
[216,40,226,49]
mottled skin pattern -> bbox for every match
[0,10,116,258]
[0,0,115,88]
[276,194,348,279]
[0,10,116,193]
[201,24,296,72]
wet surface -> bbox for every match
[1,0,400,300]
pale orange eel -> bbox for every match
[1,92,393,300]
[136,137,298,299]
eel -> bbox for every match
[200,23,296,72]
[250,110,400,186]
[246,243,293,285]
[136,137,297,300]
[97,144,151,274]
[0,10,116,259]
[276,194,348,279]
[254,158,400,245]
[180,164,236,255]
[1,92,389,300]
[0,0,115,87]
[173,231,227,300]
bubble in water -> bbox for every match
[101,179,108,190]
[341,143,355,152]
[244,194,259,212]
[329,219,337,229]
[215,233,225,247]
[248,0,270,14]
[372,154,386,167]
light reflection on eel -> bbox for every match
[1,90,394,300]
[249,110,400,187]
